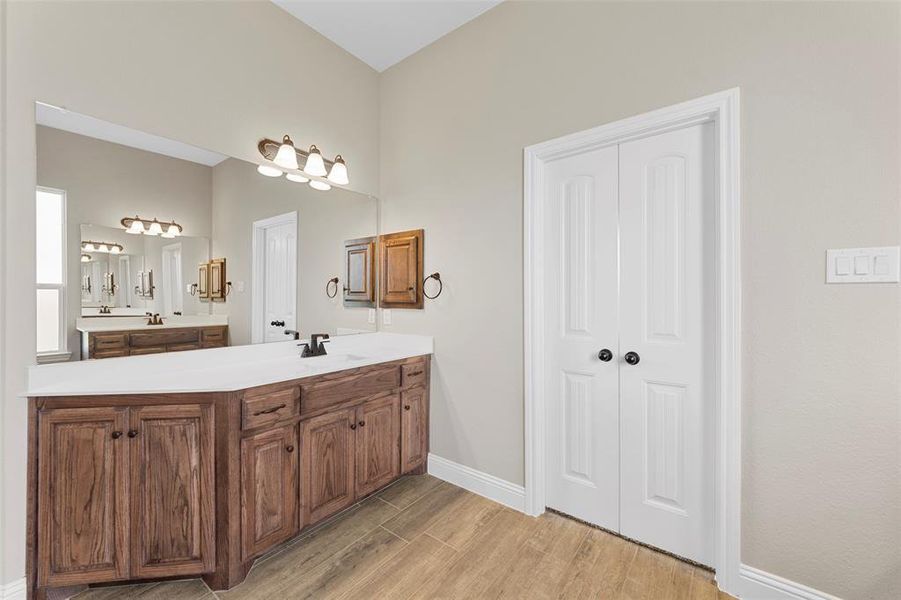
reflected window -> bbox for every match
[36,187,68,360]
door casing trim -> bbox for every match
[523,88,741,594]
[251,210,298,344]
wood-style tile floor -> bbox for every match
[74,475,735,600]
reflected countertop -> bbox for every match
[27,332,433,397]
[76,314,229,333]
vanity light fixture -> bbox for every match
[81,254,91,263]
[121,216,183,238]
[257,135,349,191]
[81,240,124,254]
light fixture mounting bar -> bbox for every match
[257,139,337,171]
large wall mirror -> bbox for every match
[35,103,378,361]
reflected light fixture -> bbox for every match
[273,135,299,170]
[256,135,349,191]
[286,172,310,183]
[121,216,183,237]
[81,240,124,254]
[81,254,91,263]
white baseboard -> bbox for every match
[427,453,526,512]
[738,565,842,600]
[0,577,25,600]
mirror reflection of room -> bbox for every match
[35,106,378,362]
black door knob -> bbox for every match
[624,351,640,365]
[597,349,613,362]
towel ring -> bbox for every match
[326,276,339,298]
[423,272,443,300]
[224,281,233,297]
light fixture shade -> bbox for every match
[309,180,331,191]
[83,242,95,252]
[303,145,327,177]
[165,223,181,237]
[81,254,91,263]
[147,220,163,236]
[98,244,109,253]
[126,219,145,234]
[161,230,175,239]
[286,172,310,183]
[273,135,299,170]
[257,163,283,177]
[327,155,349,185]
[110,245,121,254]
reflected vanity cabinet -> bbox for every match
[28,355,430,599]
[81,325,229,359]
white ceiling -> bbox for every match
[272,0,502,72]
[35,102,228,167]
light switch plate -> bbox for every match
[826,247,900,283]
[368,308,376,324]
[382,309,392,325]
[235,281,245,293]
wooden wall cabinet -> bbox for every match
[379,229,424,309]
[209,258,227,300]
[343,237,376,307]
[29,355,430,599]
[36,404,215,588]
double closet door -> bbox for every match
[544,123,714,565]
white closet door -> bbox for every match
[618,122,715,565]
[543,145,620,529]
[262,220,297,343]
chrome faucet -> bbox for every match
[299,333,330,358]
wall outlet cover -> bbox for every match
[826,246,900,283]
[382,309,392,325]
[368,308,376,324]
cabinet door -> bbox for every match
[379,229,423,309]
[241,424,299,560]
[302,408,356,525]
[37,407,129,587]
[198,263,210,299]
[130,404,215,578]
[343,236,376,307]
[401,388,429,474]
[355,395,401,497]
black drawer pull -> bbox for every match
[406,370,423,377]
[254,403,286,416]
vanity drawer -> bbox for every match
[242,387,300,429]
[93,348,129,359]
[301,366,400,415]
[168,342,201,352]
[202,327,227,343]
[401,362,427,388]
[129,346,167,356]
[93,333,128,350]
[130,328,199,347]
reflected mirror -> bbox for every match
[35,103,378,361]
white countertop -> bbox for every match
[76,314,228,333]
[27,332,433,397]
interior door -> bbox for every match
[258,217,297,342]
[543,145,620,530]
[37,407,130,587]
[129,404,215,578]
[618,123,714,564]
[161,244,183,316]
[355,394,401,497]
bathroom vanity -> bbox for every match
[25,333,432,599]
[77,316,230,359]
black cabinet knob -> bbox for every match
[404,405,411,411]
[358,420,365,427]
[624,351,640,365]
[597,349,613,362]
[111,431,122,439]
[350,423,357,430]
[286,445,294,453]
[127,429,139,438]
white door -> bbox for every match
[161,244,183,316]
[618,123,714,564]
[253,213,297,343]
[544,145,620,530]
[544,122,714,566]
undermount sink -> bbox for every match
[321,352,368,363]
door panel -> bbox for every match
[261,219,297,342]
[543,145,620,530]
[401,387,428,473]
[618,122,714,565]
[302,408,356,524]
[38,408,129,586]
[241,424,299,560]
[130,404,215,578]
[355,394,401,497]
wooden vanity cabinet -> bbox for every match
[35,403,215,588]
[401,387,429,474]
[240,424,299,561]
[355,394,401,497]
[302,408,357,524]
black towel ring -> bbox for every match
[423,272,442,300]
[326,276,339,298]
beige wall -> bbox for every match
[36,126,213,352]
[379,2,899,599]
[210,158,378,345]
[1,0,379,586]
